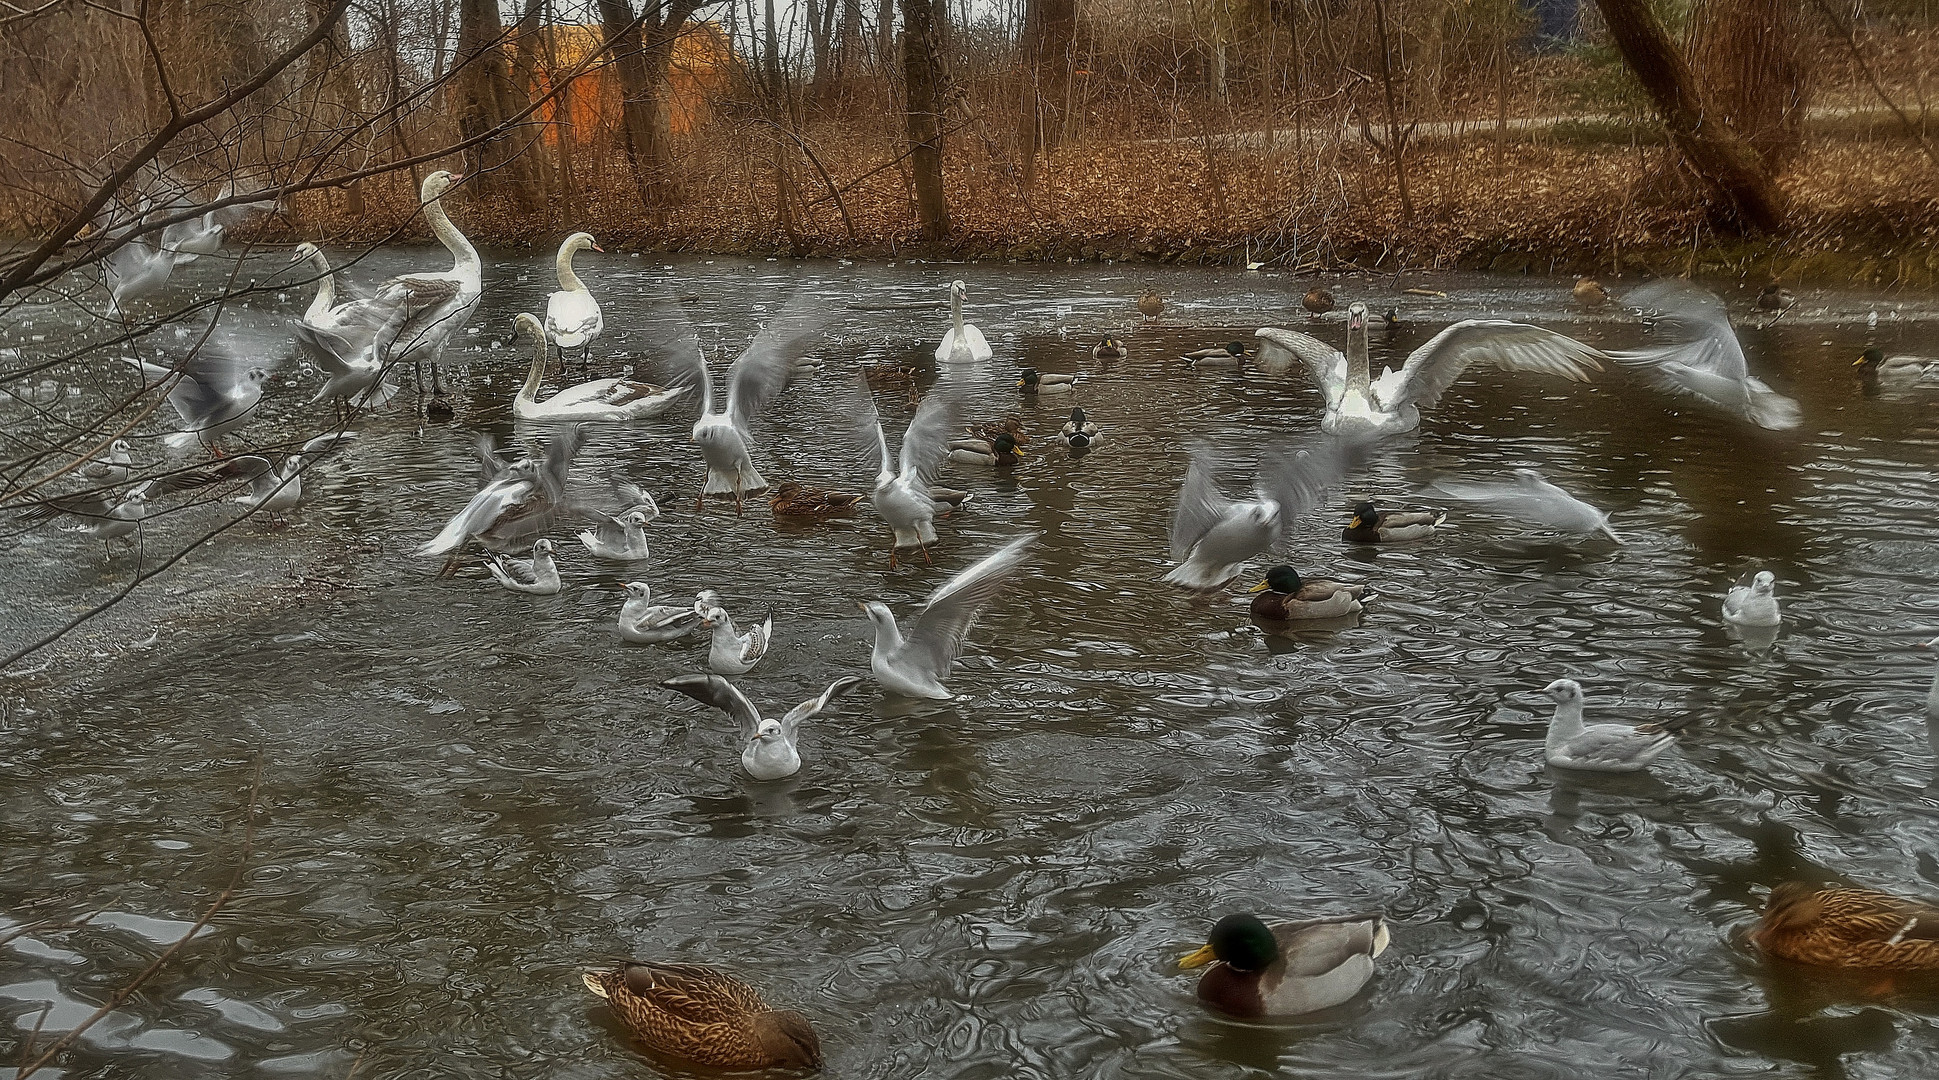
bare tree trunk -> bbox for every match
[596,0,704,207]
[1594,0,1786,232]
[457,0,536,203]
[877,0,895,71]
[1016,0,1074,189]
[305,0,366,215]
[1687,0,1810,172]
[900,0,949,239]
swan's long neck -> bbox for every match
[1344,322,1372,404]
[555,242,586,293]
[951,289,966,336]
[1545,698,1586,752]
[303,249,335,323]
[519,329,546,403]
[425,191,479,284]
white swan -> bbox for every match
[1254,302,1605,435]
[1723,571,1782,627]
[510,313,684,421]
[545,232,605,368]
[292,243,359,328]
[1541,679,1680,773]
[935,280,992,363]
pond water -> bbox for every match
[2,249,1938,1079]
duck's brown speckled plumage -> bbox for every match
[968,417,1028,444]
[770,480,864,518]
[1752,883,1939,970]
[583,961,822,1068]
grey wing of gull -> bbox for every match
[1169,449,1238,561]
[18,492,116,523]
[1257,435,1372,542]
[1566,723,1675,768]
[292,322,360,375]
[476,434,512,488]
[1385,321,1604,411]
[848,372,895,482]
[899,388,960,487]
[299,431,357,457]
[902,533,1038,679]
[726,291,825,434]
[538,425,586,502]
[637,302,712,413]
[661,673,764,741]
[1431,475,1613,536]
[1253,327,1345,404]
[778,676,865,738]
[608,477,661,522]
[211,455,280,500]
[415,477,536,556]
[1604,279,1808,428]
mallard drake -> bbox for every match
[1540,678,1680,772]
[1751,882,1939,969]
[1368,307,1404,330]
[1059,407,1101,450]
[1723,570,1781,627]
[1138,290,1164,320]
[769,480,864,518]
[1756,282,1794,311]
[1018,367,1076,395]
[1573,277,1609,305]
[1856,348,1937,380]
[1302,285,1335,316]
[485,538,561,595]
[949,432,1022,466]
[1180,342,1248,366]
[1342,501,1445,543]
[1092,337,1127,360]
[1179,912,1390,1018]
[582,961,821,1068]
[1247,565,1365,620]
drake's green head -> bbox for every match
[1250,565,1303,594]
[1018,367,1041,387]
[1180,913,1279,972]
[1226,341,1248,356]
[993,433,1018,454]
[1856,347,1884,368]
[1349,500,1378,529]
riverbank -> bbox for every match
[278,132,1939,289]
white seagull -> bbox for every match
[695,598,773,675]
[578,509,651,561]
[1608,279,1802,430]
[134,333,274,452]
[1541,679,1681,773]
[661,673,865,780]
[1428,468,1622,543]
[201,431,357,519]
[1254,302,1605,435]
[1165,440,1366,591]
[854,376,961,568]
[617,582,700,643]
[860,533,1037,699]
[1722,571,1782,627]
[417,426,585,558]
[486,537,562,595]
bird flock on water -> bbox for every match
[16,170,1939,1069]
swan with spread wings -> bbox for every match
[1254,301,1605,436]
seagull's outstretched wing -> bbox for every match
[899,389,960,488]
[1383,321,1604,412]
[726,291,825,434]
[661,673,765,742]
[901,533,1038,681]
[414,476,537,557]
[1257,435,1373,544]
[1607,279,1801,430]
[1168,449,1239,562]
[778,676,865,738]
[849,373,896,485]
[1254,327,1345,404]
[638,301,712,414]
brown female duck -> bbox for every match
[583,960,821,1068]
[770,480,864,518]
[1752,882,1939,969]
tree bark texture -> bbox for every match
[596,0,705,206]
[1016,0,1075,189]
[900,0,950,239]
[1594,0,1785,233]
[456,0,535,202]
[1687,0,1811,172]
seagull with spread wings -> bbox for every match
[415,426,586,559]
[1165,439,1366,591]
[859,533,1037,699]
[661,674,865,780]
[853,376,961,568]
[1428,468,1622,543]
[1254,301,1604,435]
[648,295,824,512]
[1607,279,1802,430]
[133,330,275,453]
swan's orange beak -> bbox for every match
[593,244,606,253]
